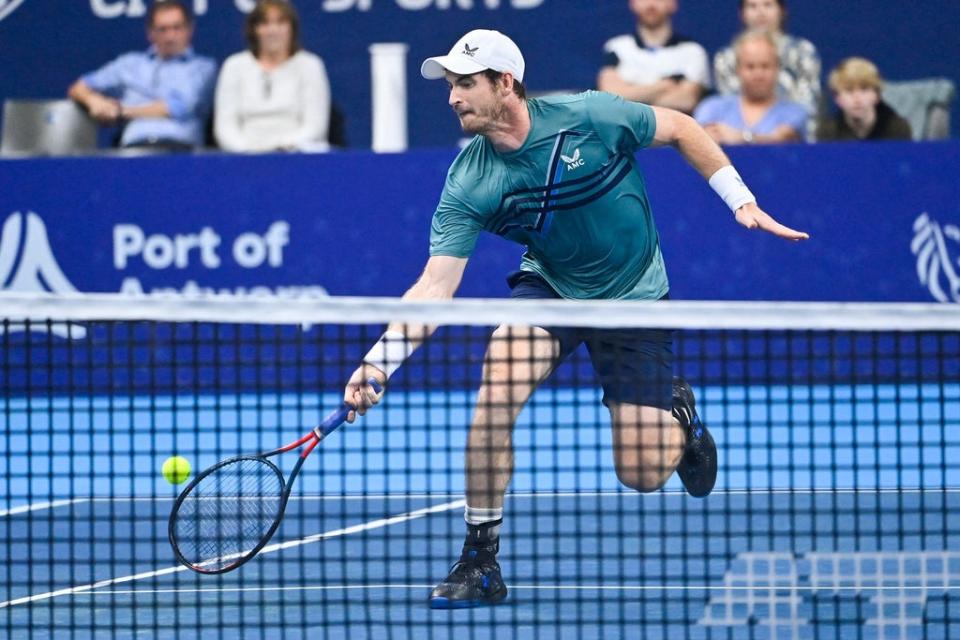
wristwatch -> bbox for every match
[741,129,755,144]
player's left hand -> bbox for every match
[735,202,809,241]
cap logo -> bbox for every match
[462,43,478,57]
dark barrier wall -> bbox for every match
[0,1,958,148]
[1,141,958,303]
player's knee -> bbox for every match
[614,463,669,493]
[479,328,532,400]
[613,444,681,493]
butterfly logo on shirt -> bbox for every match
[560,148,586,171]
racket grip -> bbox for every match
[315,378,384,439]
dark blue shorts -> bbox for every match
[507,270,674,410]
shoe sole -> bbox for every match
[429,586,508,610]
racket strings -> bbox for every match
[174,458,285,571]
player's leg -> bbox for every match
[430,324,564,609]
[587,327,717,497]
[609,403,684,492]
[466,324,561,512]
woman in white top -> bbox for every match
[215,0,330,152]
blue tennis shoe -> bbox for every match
[429,540,507,609]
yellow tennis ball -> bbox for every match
[162,456,191,485]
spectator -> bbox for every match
[67,1,216,151]
[597,0,710,114]
[817,57,912,142]
[694,30,807,145]
[713,0,820,132]
[214,0,330,153]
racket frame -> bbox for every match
[168,380,379,574]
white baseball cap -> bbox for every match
[420,29,525,82]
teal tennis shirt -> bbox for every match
[429,90,669,300]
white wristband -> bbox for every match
[363,330,414,379]
[708,165,756,213]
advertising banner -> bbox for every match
[1,142,957,303]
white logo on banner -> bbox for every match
[90,0,207,18]
[701,551,960,638]
[0,0,28,22]
[111,220,329,300]
[0,211,85,338]
[91,0,542,18]
[912,212,960,302]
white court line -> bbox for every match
[0,498,464,609]
[0,499,88,517]
[54,583,960,597]
[4,487,957,517]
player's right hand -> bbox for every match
[735,202,810,241]
[343,364,387,423]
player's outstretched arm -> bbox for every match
[343,255,468,422]
[649,106,809,242]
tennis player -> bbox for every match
[344,29,808,609]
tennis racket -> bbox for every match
[168,379,382,574]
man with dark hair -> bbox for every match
[343,29,808,609]
[598,0,710,114]
[68,0,216,150]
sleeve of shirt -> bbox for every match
[712,47,737,96]
[784,103,809,140]
[794,39,823,115]
[163,57,217,122]
[584,90,656,153]
[685,43,712,88]
[213,56,248,152]
[599,36,621,70]
[693,96,720,125]
[601,50,620,69]
[81,55,130,97]
[280,54,331,149]
[429,168,485,258]
[890,115,913,140]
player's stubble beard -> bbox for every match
[459,92,508,137]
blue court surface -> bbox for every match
[2,385,959,639]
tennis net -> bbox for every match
[1,293,958,639]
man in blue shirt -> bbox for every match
[67,1,216,150]
[694,30,807,144]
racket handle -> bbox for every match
[315,378,383,440]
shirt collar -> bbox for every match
[146,45,195,62]
[634,31,684,50]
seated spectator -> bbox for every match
[214,0,330,153]
[67,1,216,151]
[817,57,912,142]
[694,30,807,145]
[713,0,820,131]
[597,0,709,114]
